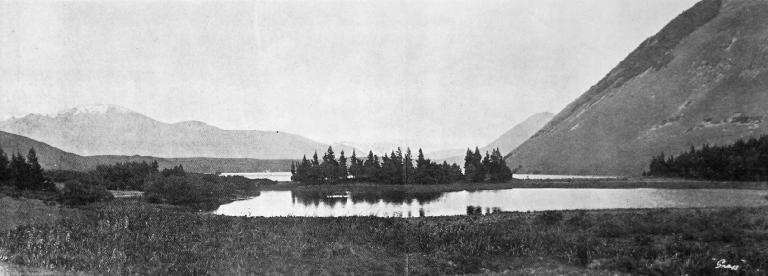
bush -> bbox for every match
[535,210,564,226]
[58,180,114,206]
[143,175,234,207]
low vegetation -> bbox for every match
[46,161,270,208]
[0,199,765,275]
[645,135,768,181]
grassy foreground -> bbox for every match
[1,195,767,275]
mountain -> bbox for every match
[484,112,555,154]
[0,131,292,173]
[0,104,354,159]
[506,0,768,175]
[434,112,554,165]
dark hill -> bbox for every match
[507,0,768,175]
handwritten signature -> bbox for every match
[712,258,746,271]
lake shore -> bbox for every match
[1,194,766,275]
[258,178,768,193]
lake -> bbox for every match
[214,188,768,217]
[222,172,618,182]
[221,172,293,182]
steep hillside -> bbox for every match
[0,105,351,159]
[0,131,292,173]
[507,0,768,175]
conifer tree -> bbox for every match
[349,150,361,180]
[403,148,414,184]
[321,146,339,182]
[464,148,476,182]
[338,150,348,181]
[10,152,29,189]
[26,148,46,190]
[0,145,8,182]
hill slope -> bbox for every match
[0,105,351,159]
[506,0,768,175]
[0,131,292,173]
[436,112,553,165]
[0,131,90,171]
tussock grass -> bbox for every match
[1,199,767,275]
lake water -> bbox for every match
[214,188,768,217]
[223,172,617,182]
[221,172,293,182]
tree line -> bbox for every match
[291,146,515,184]
[644,135,768,181]
[463,147,515,182]
[0,145,53,191]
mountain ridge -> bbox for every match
[0,130,293,173]
[0,105,356,159]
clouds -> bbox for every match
[0,0,699,150]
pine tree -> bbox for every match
[349,150,361,180]
[10,152,29,189]
[321,146,339,183]
[464,148,476,182]
[404,148,414,184]
[338,150,348,181]
[0,145,8,182]
[26,148,46,190]
[470,147,484,182]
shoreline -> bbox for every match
[258,178,768,193]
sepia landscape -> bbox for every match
[2,0,768,275]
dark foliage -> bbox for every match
[161,165,186,177]
[645,135,768,181]
[93,161,159,190]
[0,146,53,191]
[292,146,463,185]
[143,173,259,209]
[58,180,114,206]
[463,147,514,183]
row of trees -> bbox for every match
[644,135,768,181]
[291,146,516,185]
[463,147,515,182]
[0,146,52,191]
[291,147,464,184]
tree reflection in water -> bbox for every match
[290,190,444,206]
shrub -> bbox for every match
[535,210,564,226]
[58,180,114,206]
[143,175,233,207]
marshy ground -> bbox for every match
[1,182,767,275]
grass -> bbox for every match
[1,196,767,275]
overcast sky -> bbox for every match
[0,0,700,151]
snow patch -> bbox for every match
[57,104,133,116]
[569,124,580,131]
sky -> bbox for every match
[0,0,700,151]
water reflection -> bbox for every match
[291,190,444,205]
[214,188,768,217]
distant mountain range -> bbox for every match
[0,131,293,173]
[432,112,554,165]
[0,104,355,159]
[507,0,768,175]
